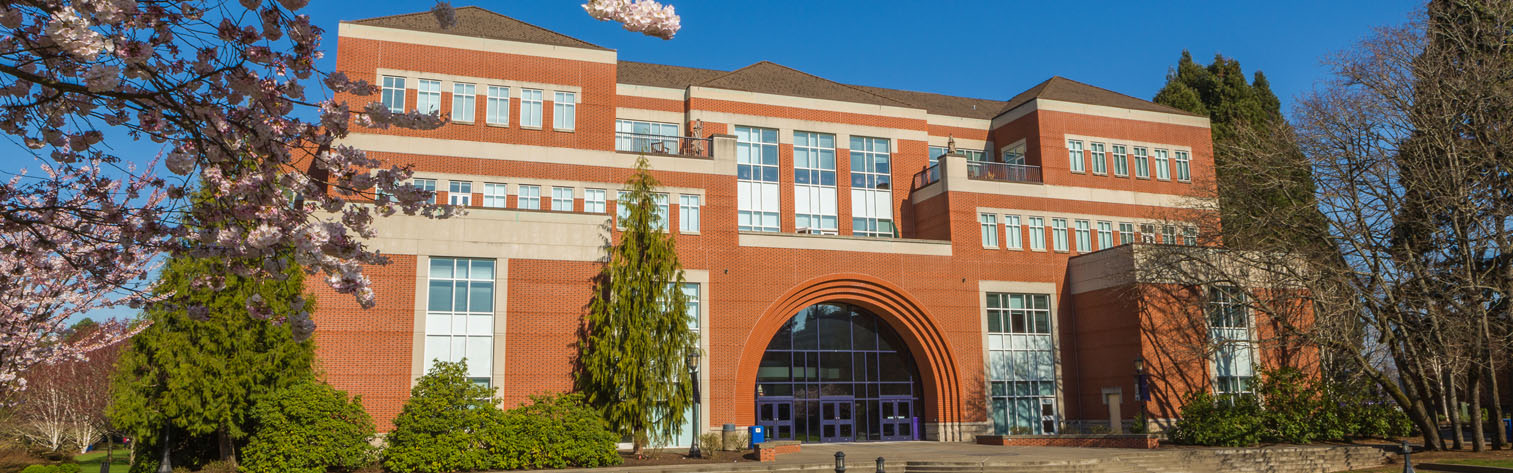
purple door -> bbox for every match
[820,399,855,442]
[757,400,794,441]
[879,398,915,441]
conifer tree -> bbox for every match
[576,156,697,454]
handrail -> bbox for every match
[967,162,1042,184]
[614,132,713,158]
[912,163,941,189]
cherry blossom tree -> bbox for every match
[583,0,681,39]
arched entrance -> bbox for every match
[755,303,923,442]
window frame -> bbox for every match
[1175,150,1192,182]
[381,76,406,113]
[552,91,576,131]
[452,83,476,123]
[1153,149,1171,181]
[679,194,701,233]
[1027,217,1046,251]
[1111,144,1129,177]
[1067,139,1085,173]
[1133,147,1150,179]
[850,136,895,238]
[520,88,544,128]
[1051,218,1069,252]
[1004,215,1023,250]
[1096,221,1113,250]
[416,79,441,115]
[413,178,438,204]
[793,131,838,234]
[517,184,540,210]
[584,188,607,214]
[551,186,574,212]
[980,213,999,248]
[447,180,472,206]
[424,257,497,384]
[482,182,507,208]
[1073,219,1091,253]
[1089,142,1106,175]
[485,86,509,126]
[1118,222,1135,245]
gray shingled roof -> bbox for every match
[996,77,1201,117]
[617,61,726,89]
[346,6,609,51]
[849,85,1007,120]
[693,61,913,108]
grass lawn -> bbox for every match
[1341,447,1513,472]
[75,446,130,473]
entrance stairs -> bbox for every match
[897,445,1395,473]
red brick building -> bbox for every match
[311,7,1269,444]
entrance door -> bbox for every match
[819,399,854,442]
[757,399,794,441]
[879,398,915,441]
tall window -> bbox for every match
[1184,226,1198,246]
[1133,147,1150,179]
[486,86,509,126]
[1074,220,1091,253]
[520,89,543,128]
[1175,151,1191,182]
[986,293,1057,435]
[482,183,506,208]
[1162,225,1177,244]
[793,131,837,234]
[1140,223,1157,243]
[1067,139,1085,173]
[1119,222,1135,245]
[1089,142,1106,175]
[1004,215,1022,250]
[553,91,575,130]
[654,193,669,231]
[980,213,998,248]
[413,178,438,204]
[551,186,573,212]
[616,120,679,153]
[681,283,701,332]
[448,180,471,206]
[584,189,607,214]
[679,194,700,233]
[850,136,894,238]
[1051,218,1068,252]
[381,76,405,113]
[517,185,540,210]
[1111,144,1129,177]
[1153,149,1171,180]
[425,257,495,385]
[1027,217,1046,251]
[1208,286,1255,396]
[619,191,670,230]
[416,79,441,115]
[1096,221,1114,250]
[736,126,780,232]
[452,83,476,122]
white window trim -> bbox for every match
[520,88,544,129]
[553,91,576,131]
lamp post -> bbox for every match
[686,348,702,458]
[156,430,172,473]
[1133,356,1149,431]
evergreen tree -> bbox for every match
[108,252,315,472]
[576,156,696,454]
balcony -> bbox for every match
[967,161,1042,184]
[615,132,714,158]
[911,163,941,189]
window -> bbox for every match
[1089,142,1106,175]
[1067,140,1085,173]
[1133,147,1150,179]
[381,76,405,113]
[680,282,700,332]
[448,180,472,206]
[1154,149,1170,180]
[1162,225,1177,244]
[416,79,441,115]
[1027,217,1046,251]
[654,193,669,231]
[1004,215,1022,250]
[1051,218,1068,252]
[450,83,476,123]
[425,257,495,385]
[928,146,986,165]
[615,120,679,153]
[1096,221,1113,250]
[1112,145,1129,177]
[520,88,543,128]
[1184,226,1198,246]
[551,186,573,212]
[517,185,540,210]
[793,132,838,234]
[736,126,780,232]
[486,86,509,126]
[1208,286,1255,396]
[1119,222,1135,245]
[679,194,700,233]
[851,136,894,238]
[482,183,507,208]
[413,178,438,204]
[584,189,607,214]
[1140,223,1157,243]
[986,293,1057,435]
[617,191,669,230]
[1074,220,1091,253]
[1001,142,1026,165]
[980,213,998,248]
[553,91,575,131]
[1175,151,1191,182]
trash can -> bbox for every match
[721,423,738,451]
[747,425,765,447]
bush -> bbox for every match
[1254,368,1319,444]
[482,393,621,469]
[697,433,721,458]
[1169,392,1264,446]
[241,380,378,473]
[20,464,81,473]
[1170,368,1415,446]
[382,361,505,473]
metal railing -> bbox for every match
[967,161,1042,184]
[912,163,941,188]
[614,132,713,158]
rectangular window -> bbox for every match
[1140,223,1157,243]
[654,193,669,231]
[679,194,700,233]
[451,83,476,122]
[486,86,509,126]
[413,178,438,204]
[1089,142,1106,175]
[1119,222,1135,245]
[1175,151,1191,182]
[1208,286,1255,396]
[736,126,780,232]
[517,185,540,210]
[482,183,507,208]
[980,213,998,248]
[1096,221,1113,250]
[986,292,1058,435]
[1134,147,1150,179]
[681,282,700,333]
[584,189,607,214]
[447,180,472,206]
[1027,217,1046,251]
[1184,226,1199,246]
[1067,139,1085,173]
[1162,225,1177,244]
[551,186,573,212]
[424,257,495,385]
[851,136,894,238]
[1074,220,1091,253]
[1051,218,1068,252]
[552,91,576,131]
[618,191,669,230]
[927,146,986,165]
[1112,145,1129,177]
[416,79,441,115]
[381,76,405,113]
[794,131,838,234]
[615,120,679,153]
[1154,149,1171,180]
[520,88,543,128]
[1000,142,1026,165]
[1004,215,1022,250]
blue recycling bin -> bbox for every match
[747,425,765,447]
[1504,418,1511,439]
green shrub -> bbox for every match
[1254,368,1319,444]
[482,393,621,469]
[382,361,504,473]
[1169,392,1264,446]
[20,464,82,473]
[1170,369,1415,446]
[241,380,378,473]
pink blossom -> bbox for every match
[582,0,681,39]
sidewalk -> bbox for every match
[502,441,1152,473]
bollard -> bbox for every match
[1401,441,1414,473]
[875,456,886,473]
[834,451,846,473]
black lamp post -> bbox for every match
[686,348,702,458]
[1133,356,1149,429]
[1401,441,1415,473]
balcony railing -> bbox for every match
[912,163,941,189]
[614,132,713,158]
[967,161,1042,184]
